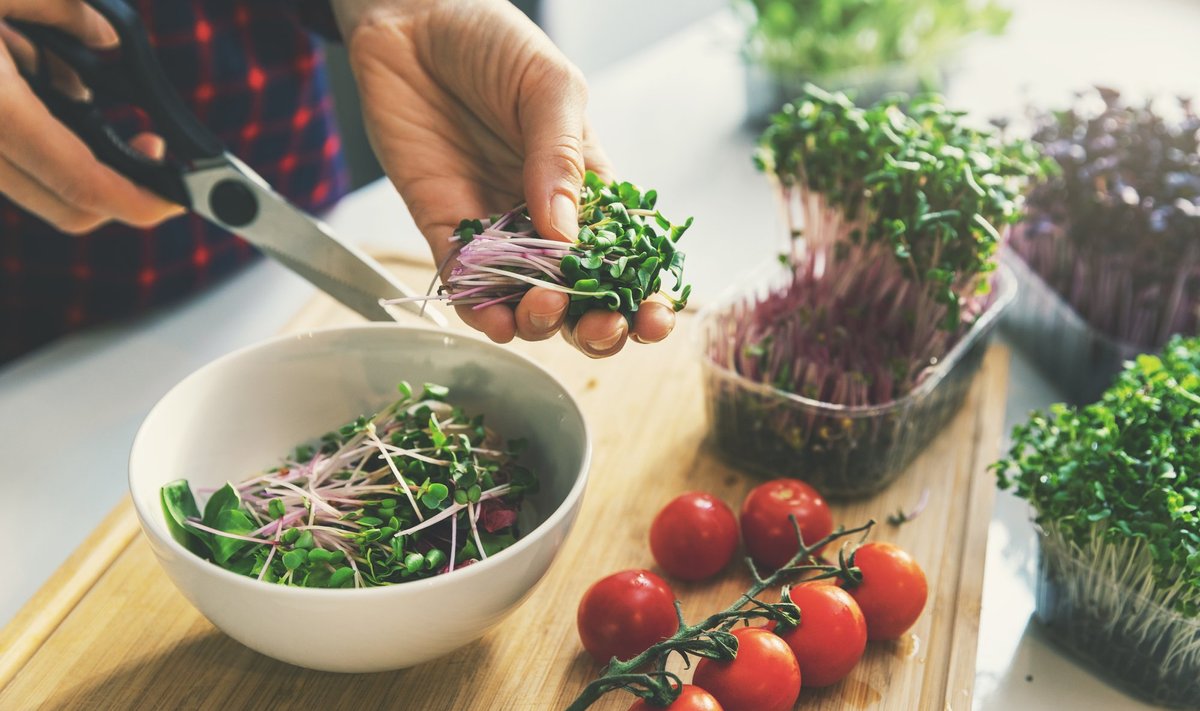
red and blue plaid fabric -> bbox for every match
[0,0,349,363]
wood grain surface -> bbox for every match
[0,257,1009,711]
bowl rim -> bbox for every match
[128,322,592,598]
[696,261,1017,417]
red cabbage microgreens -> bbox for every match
[385,171,692,321]
[159,382,537,588]
[565,518,876,710]
[1011,87,1200,347]
[728,84,1043,405]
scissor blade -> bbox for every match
[184,155,446,326]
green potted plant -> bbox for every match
[737,0,1011,121]
[995,335,1200,708]
[1005,87,1200,404]
[701,86,1043,497]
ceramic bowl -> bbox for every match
[129,324,590,672]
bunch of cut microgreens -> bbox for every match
[565,518,875,711]
[385,171,692,322]
[994,335,1200,703]
[160,382,537,588]
[1011,87,1200,348]
[734,84,1043,404]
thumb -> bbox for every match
[520,62,588,243]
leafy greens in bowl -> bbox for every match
[129,325,590,672]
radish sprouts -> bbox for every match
[160,382,537,588]
[385,171,692,321]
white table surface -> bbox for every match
[3,3,1197,708]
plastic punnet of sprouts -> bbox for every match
[738,84,1043,405]
[995,336,1200,707]
[1012,87,1200,349]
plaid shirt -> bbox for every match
[0,0,349,363]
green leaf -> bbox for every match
[161,480,209,556]
[211,508,257,566]
[203,483,241,529]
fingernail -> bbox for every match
[143,136,167,160]
[550,193,578,241]
[92,21,120,48]
[530,305,566,331]
[584,325,625,353]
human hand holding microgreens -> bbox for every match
[331,0,678,357]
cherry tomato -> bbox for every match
[650,493,739,581]
[843,542,928,641]
[577,570,679,663]
[772,583,867,687]
[692,627,800,711]
[627,685,724,711]
[740,479,833,570]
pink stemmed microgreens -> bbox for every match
[382,171,692,321]
[160,381,537,588]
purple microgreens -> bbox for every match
[1013,87,1200,348]
[159,381,538,588]
[382,171,693,321]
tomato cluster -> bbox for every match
[576,478,929,711]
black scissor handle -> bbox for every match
[9,0,227,207]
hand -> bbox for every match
[0,0,180,233]
[333,0,675,357]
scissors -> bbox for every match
[8,0,445,326]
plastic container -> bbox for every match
[1001,251,1143,404]
[1035,532,1200,709]
[699,263,1015,499]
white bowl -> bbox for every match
[129,324,590,672]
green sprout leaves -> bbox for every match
[758,85,1045,331]
[159,383,535,589]
[995,335,1200,615]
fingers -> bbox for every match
[515,287,568,341]
[567,310,629,358]
[455,303,515,344]
[631,300,676,344]
[582,120,614,182]
[519,60,588,243]
[0,48,182,232]
[4,2,118,48]
[0,155,104,233]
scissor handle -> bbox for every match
[9,0,226,207]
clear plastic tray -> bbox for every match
[1035,532,1200,709]
[698,263,1015,499]
[1001,251,1144,405]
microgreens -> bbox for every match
[565,518,875,710]
[995,335,1200,616]
[739,0,1010,84]
[1011,87,1200,347]
[385,171,692,322]
[994,335,1200,705]
[713,86,1042,411]
[160,382,536,588]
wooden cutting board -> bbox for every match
[0,256,1008,711]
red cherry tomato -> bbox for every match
[692,627,800,711]
[577,570,679,663]
[772,583,867,687]
[844,542,928,641]
[627,685,724,711]
[740,479,833,570]
[650,493,739,581]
